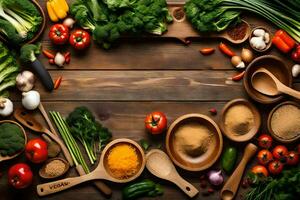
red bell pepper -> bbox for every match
[69,29,91,50]
[273,30,295,53]
[49,24,69,45]
[275,30,296,49]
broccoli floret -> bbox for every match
[0,0,42,43]
[19,43,41,63]
[0,123,25,156]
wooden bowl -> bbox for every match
[39,158,70,179]
[0,120,27,162]
[102,138,146,181]
[220,99,261,142]
[249,26,272,53]
[166,114,223,171]
[267,101,300,143]
[244,55,292,104]
[0,0,46,44]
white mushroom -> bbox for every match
[0,98,13,117]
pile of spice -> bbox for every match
[44,159,66,177]
[227,22,248,41]
[224,105,254,135]
[175,123,212,157]
[271,104,300,140]
[107,144,140,179]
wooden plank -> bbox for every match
[0,101,269,200]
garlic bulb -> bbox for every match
[0,98,13,117]
[16,71,35,92]
[22,90,40,110]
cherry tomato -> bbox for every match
[8,163,33,189]
[251,165,268,177]
[49,24,69,45]
[257,149,273,165]
[272,145,288,160]
[268,160,283,175]
[286,151,299,166]
[69,29,91,50]
[258,134,273,149]
[145,111,167,135]
[25,138,48,164]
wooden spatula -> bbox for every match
[14,108,74,166]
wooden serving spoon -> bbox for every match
[146,149,199,198]
[0,120,27,162]
[252,68,300,99]
[14,108,74,166]
[220,143,257,200]
[36,139,145,197]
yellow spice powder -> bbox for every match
[107,144,139,179]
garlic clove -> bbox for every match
[253,29,265,37]
[264,33,270,44]
[292,64,300,77]
[236,61,246,69]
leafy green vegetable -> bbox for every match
[66,107,112,164]
[246,168,300,200]
[0,42,19,97]
[70,0,172,49]
[185,0,300,42]
[0,123,25,156]
[19,43,41,63]
[139,139,150,151]
[0,0,42,46]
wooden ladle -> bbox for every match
[220,143,257,200]
[146,149,199,198]
[36,139,145,196]
[13,108,74,166]
[252,68,300,99]
[0,120,27,162]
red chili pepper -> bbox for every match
[65,56,70,64]
[232,71,245,81]
[54,76,62,90]
[219,42,235,57]
[49,59,55,65]
[275,30,296,49]
[43,50,55,59]
[64,52,71,59]
[272,36,292,54]
[199,48,215,55]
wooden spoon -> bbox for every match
[39,103,59,136]
[14,108,74,167]
[39,158,70,179]
[146,149,199,198]
[0,120,27,162]
[220,143,257,200]
[36,139,145,196]
[252,68,300,99]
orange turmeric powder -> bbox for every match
[107,144,139,179]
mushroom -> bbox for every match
[0,98,13,117]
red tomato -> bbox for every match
[25,138,48,164]
[286,151,299,166]
[251,165,268,177]
[258,134,273,149]
[272,145,288,160]
[268,160,283,175]
[257,150,273,165]
[69,29,91,50]
[8,163,33,189]
[145,111,167,135]
[49,24,69,45]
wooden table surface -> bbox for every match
[0,0,299,200]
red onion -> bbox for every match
[207,170,224,186]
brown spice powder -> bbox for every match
[45,160,66,177]
[271,104,300,140]
[227,22,248,41]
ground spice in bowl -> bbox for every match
[227,22,248,41]
[271,104,300,140]
[44,159,66,178]
[224,105,254,135]
[107,144,140,179]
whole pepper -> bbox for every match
[49,24,69,45]
[291,45,300,63]
[69,30,91,50]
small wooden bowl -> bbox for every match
[220,99,261,142]
[102,138,146,181]
[249,26,272,53]
[267,101,300,143]
[244,55,292,104]
[0,120,27,162]
[166,114,223,171]
[39,158,70,179]
[0,0,46,44]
